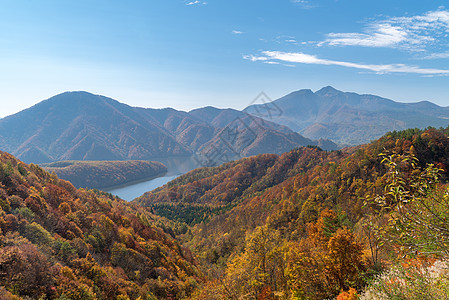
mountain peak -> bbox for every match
[315,86,341,96]
[50,91,99,100]
[39,91,124,110]
[49,91,105,101]
[292,88,314,95]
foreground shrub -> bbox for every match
[360,259,449,299]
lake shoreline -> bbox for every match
[103,156,201,201]
[99,169,168,191]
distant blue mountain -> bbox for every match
[245,86,449,146]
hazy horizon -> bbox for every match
[2,85,448,119]
[1,1,448,118]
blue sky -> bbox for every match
[1,0,448,117]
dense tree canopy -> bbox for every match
[139,127,449,299]
[4,126,449,299]
[0,151,201,299]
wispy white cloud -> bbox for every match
[291,0,315,9]
[232,30,244,34]
[186,0,207,6]
[320,9,449,52]
[322,24,411,48]
[244,51,449,75]
[243,55,269,62]
[422,52,449,59]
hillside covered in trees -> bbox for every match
[137,126,449,299]
[0,151,201,299]
[3,127,449,299]
[43,160,167,189]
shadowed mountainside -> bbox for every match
[0,91,336,164]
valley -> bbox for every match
[3,126,449,299]
[2,89,449,299]
[2,1,449,299]
[104,156,201,201]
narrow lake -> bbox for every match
[104,156,200,201]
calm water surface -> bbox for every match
[104,156,200,201]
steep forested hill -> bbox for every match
[43,160,167,189]
[137,127,449,299]
[136,146,339,225]
[0,150,202,299]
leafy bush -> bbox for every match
[366,152,449,257]
[361,260,449,299]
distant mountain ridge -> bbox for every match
[244,86,449,146]
[0,91,335,164]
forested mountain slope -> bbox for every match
[3,127,449,299]
[137,127,449,299]
[0,150,202,299]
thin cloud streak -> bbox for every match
[186,1,207,6]
[291,0,316,9]
[422,52,449,59]
[244,51,449,75]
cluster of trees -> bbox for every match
[136,149,331,225]
[138,127,449,299]
[192,209,366,299]
[0,151,201,299]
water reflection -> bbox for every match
[104,156,200,201]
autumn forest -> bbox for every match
[2,125,449,299]
[2,0,449,298]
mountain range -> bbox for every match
[0,91,334,164]
[2,86,448,165]
[245,86,449,146]
[2,94,449,298]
